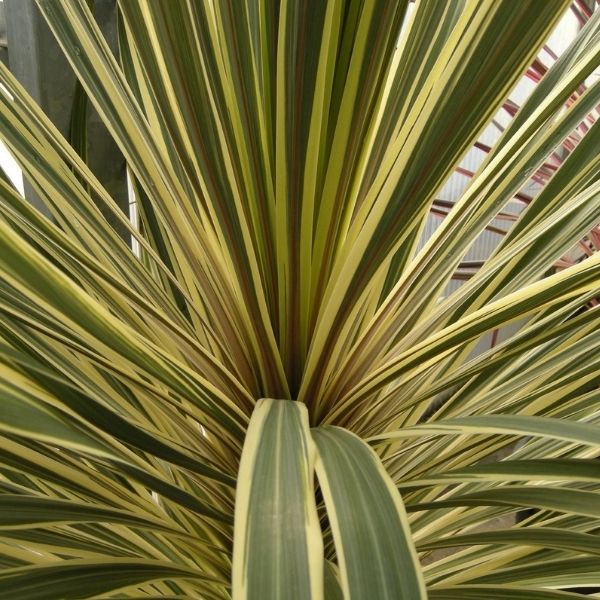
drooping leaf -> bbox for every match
[313,426,426,599]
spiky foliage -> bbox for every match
[0,1,599,598]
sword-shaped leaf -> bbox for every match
[232,399,323,600]
[313,426,426,599]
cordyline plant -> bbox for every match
[0,0,599,598]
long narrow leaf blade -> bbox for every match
[372,415,600,447]
[232,399,323,600]
[313,426,426,599]
[429,586,587,599]
[0,559,211,600]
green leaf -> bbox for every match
[0,495,183,535]
[373,415,600,447]
[313,426,426,599]
[469,556,600,587]
[409,486,600,519]
[402,459,600,489]
[0,559,213,600]
[419,527,600,556]
[0,369,110,458]
[324,560,343,600]
[429,585,589,599]
[232,399,323,600]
